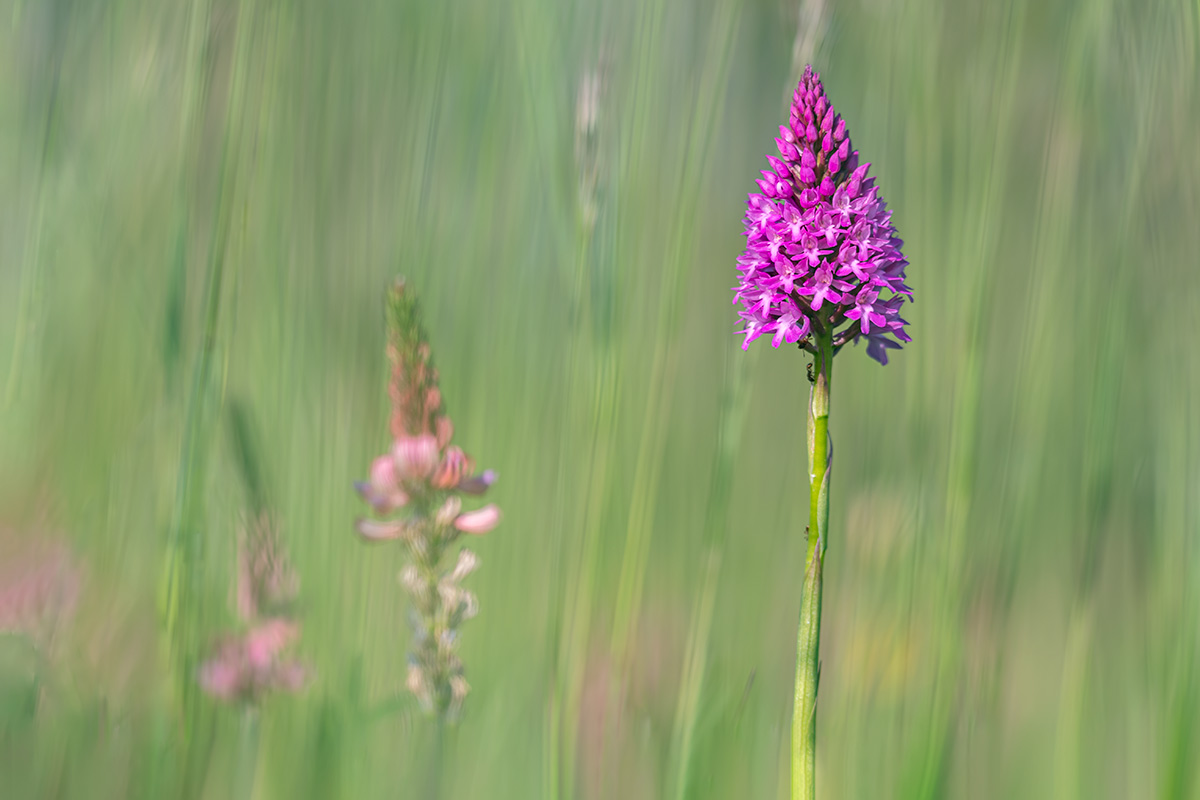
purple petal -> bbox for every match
[457,469,497,495]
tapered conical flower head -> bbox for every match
[733,66,912,364]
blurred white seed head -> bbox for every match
[399,565,424,597]
[437,581,462,611]
[435,496,462,528]
[407,535,428,561]
[449,674,470,710]
[438,628,458,659]
[407,663,432,711]
[450,549,479,582]
[575,62,606,232]
[458,590,479,621]
[575,71,601,143]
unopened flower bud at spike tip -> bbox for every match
[732,65,912,364]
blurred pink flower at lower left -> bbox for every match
[199,514,309,705]
[199,620,308,703]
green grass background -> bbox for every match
[1,0,1198,797]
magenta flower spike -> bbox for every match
[733,66,911,363]
[733,67,913,800]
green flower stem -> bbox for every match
[793,328,832,800]
[426,718,447,800]
[233,709,261,800]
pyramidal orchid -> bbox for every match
[355,278,499,721]
[733,66,913,800]
[734,68,911,362]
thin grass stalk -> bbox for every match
[544,153,600,800]
[792,328,831,800]
[666,347,755,800]
[899,3,1027,793]
[555,349,618,799]
[547,52,617,800]
[603,0,670,688]
[1053,7,1154,791]
[1153,27,1200,766]
[667,547,722,799]
[425,718,446,800]
[163,0,254,742]
[940,9,1085,779]
[1157,347,1200,800]
[158,0,217,392]
[608,0,741,680]
[2,44,59,410]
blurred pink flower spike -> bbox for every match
[454,504,501,535]
[392,434,440,481]
[356,279,498,720]
[198,620,309,704]
[356,518,411,542]
[457,469,497,496]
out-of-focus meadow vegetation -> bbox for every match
[1,0,1198,797]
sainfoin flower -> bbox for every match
[200,514,309,704]
[199,619,308,703]
[733,66,912,364]
[0,539,81,651]
[354,278,499,720]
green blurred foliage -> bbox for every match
[0,0,1197,797]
